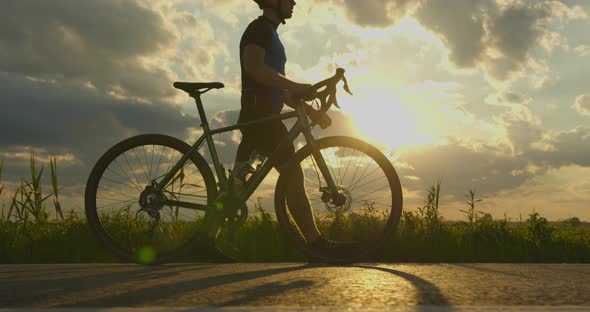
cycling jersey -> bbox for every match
[240,15,287,114]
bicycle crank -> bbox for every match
[216,191,249,228]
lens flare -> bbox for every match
[136,246,156,264]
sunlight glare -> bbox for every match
[341,90,436,150]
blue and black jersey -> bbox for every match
[240,15,287,115]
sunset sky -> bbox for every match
[1,0,589,220]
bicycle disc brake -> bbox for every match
[320,186,352,214]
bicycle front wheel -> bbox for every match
[274,136,403,264]
[85,134,217,264]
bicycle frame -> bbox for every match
[154,92,340,213]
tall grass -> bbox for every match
[1,156,589,263]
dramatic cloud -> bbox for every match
[0,74,198,182]
[414,0,493,68]
[417,0,584,82]
[1,1,589,219]
[0,0,179,103]
[321,0,585,82]
[573,94,590,117]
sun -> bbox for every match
[340,90,436,150]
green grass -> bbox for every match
[1,155,590,263]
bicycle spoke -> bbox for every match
[100,175,140,192]
[96,198,136,210]
[350,174,388,193]
[321,149,339,187]
[132,147,151,183]
[341,148,356,186]
[336,147,347,186]
[97,186,138,201]
[351,195,392,205]
[350,184,391,203]
[121,153,144,190]
[142,145,154,181]
[110,160,143,192]
[347,153,366,191]
[348,163,382,192]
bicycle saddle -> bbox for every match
[173,82,224,94]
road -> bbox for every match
[1,263,589,311]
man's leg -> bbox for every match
[268,122,321,243]
[277,162,321,243]
[240,116,323,244]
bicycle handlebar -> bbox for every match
[287,68,353,128]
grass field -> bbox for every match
[1,156,589,263]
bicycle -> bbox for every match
[84,68,403,264]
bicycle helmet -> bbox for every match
[252,0,289,24]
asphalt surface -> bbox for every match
[1,263,589,310]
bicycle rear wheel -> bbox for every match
[85,134,217,264]
[274,136,403,264]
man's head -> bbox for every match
[254,0,296,23]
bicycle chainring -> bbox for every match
[217,192,249,228]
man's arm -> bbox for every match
[243,44,311,98]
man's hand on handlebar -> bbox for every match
[284,83,316,109]
[290,82,312,94]
[290,83,317,101]
[283,68,350,129]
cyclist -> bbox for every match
[199,0,333,262]
[229,0,333,258]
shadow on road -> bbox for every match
[355,265,449,305]
[221,279,316,306]
[58,264,317,307]
[3,263,449,307]
[2,264,214,307]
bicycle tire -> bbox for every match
[274,136,403,264]
[85,134,217,264]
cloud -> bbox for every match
[573,94,590,117]
[396,137,531,203]
[530,126,590,169]
[395,87,590,204]
[320,0,585,83]
[0,74,198,183]
[398,124,590,204]
[0,0,180,103]
[337,0,417,27]
[575,45,590,56]
[414,0,493,68]
[418,0,584,82]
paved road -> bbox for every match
[1,263,589,310]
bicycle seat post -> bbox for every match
[190,91,209,130]
[189,90,229,188]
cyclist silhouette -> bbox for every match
[229,0,332,255]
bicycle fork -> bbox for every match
[296,107,342,203]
